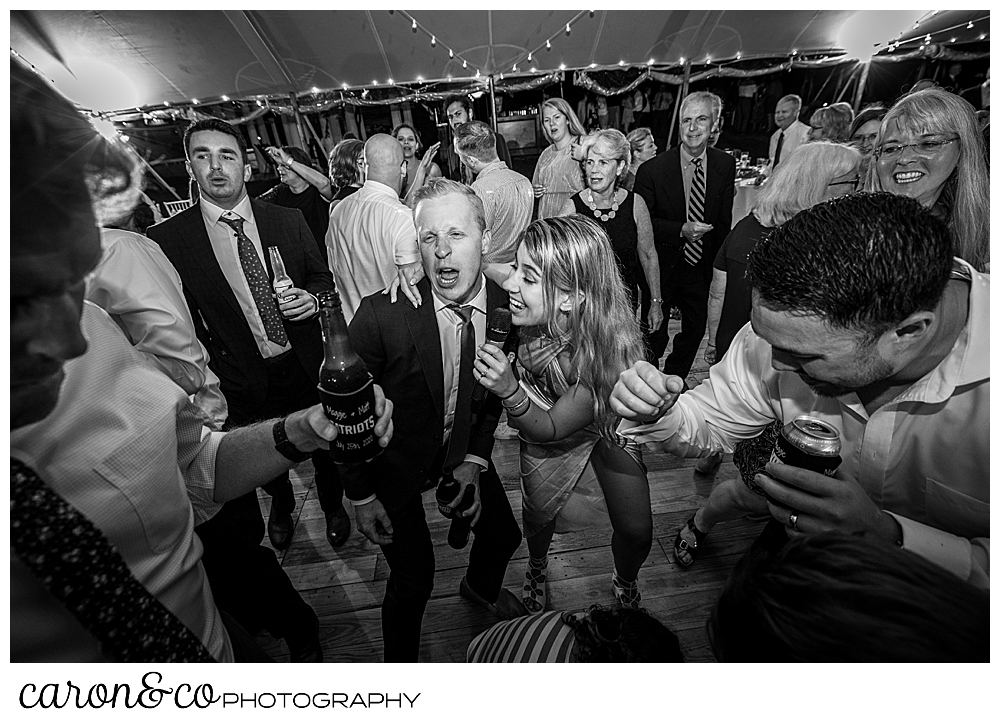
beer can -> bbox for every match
[769,415,842,477]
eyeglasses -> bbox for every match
[876,137,959,160]
[827,175,861,189]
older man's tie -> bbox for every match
[684,157,706,265]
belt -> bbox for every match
[263,349,294,366]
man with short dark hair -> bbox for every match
[343,178,525,661]
[634,91,736,381]
[258,145,333,262]
[147,118,351,657]
[611,193,990,589]
[453,120,533,282]
[440,94,513,183]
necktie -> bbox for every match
[10,457,216,662]
[445,305,476,469]
[218,215,288,346]
[684,157,706,266]
[774,131,785,168]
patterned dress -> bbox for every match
[532,143,585,220]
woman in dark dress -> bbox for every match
[560,129,663,344]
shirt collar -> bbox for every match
[201,193,255,228]
[477,160,507,177]
[432,274,488,319]
[362,179,403,200]
[680,145,707,166]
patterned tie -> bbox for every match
[684,157,706,265]
[445,305,476,469]
[10,457,216,662]
[218,214,288,345]
[773,130,785,168]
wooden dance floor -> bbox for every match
[256,324,764,662]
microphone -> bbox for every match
[472,307,512,404]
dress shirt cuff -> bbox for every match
[186,430,227,526]
[351,494,378,506]
[886,511,976,584]
[617,412,681,445]
[464,454,489,471]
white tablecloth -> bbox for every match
[732,180,761,225]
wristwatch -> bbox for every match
[272,417,311,463]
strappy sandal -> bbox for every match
[611,569,642,609]
[522,562,548,614]
[673,516,708,567]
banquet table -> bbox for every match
[732,179,762,224]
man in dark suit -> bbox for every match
[343,179,525,662]
[147,119,348,660]
[634,91,736,381]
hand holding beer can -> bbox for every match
[765,416,842,506]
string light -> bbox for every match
[191,98,199,104]
[967,22,974,29]
[431,36,436,47]
[619,59,625,66]
[565,23,571,35]
[463,59,467,68]
[411,19,417,31]
[560,63,566,70]
[221,95,229,101]
[388,78,393,84]
[527,52,532,61]
[736,51,742,60]
[475,69,480,77]
[546,40,551,50]
[449,49,454,58]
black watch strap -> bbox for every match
[272,418,311,463]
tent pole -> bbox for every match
[136,154,182,200]
[488,75,498,132]
[852,61,871,112]
[667,60,692,149]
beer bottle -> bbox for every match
[317,290,383,463]
[268,246,293,303]
[435,467,460,518]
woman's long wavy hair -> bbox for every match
[328,138,364,189]
[517,214,644,439]
[864,88,989,272]
[540,97,586,144]
[753,141,862,228]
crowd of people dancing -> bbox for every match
[11,54,988,664]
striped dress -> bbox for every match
[467,611,578,662]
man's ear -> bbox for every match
[185,160,194,180]
[243,163,252,182]
[892,310,935,347]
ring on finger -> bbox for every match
[788,513,798,529]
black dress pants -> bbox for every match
[646,267,710,379]
[378,462,523,662]
[195,351,337,641]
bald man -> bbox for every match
[326,134,421,322]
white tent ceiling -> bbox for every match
[10,9,989,113]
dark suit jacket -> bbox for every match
[633,146,736,281]
[146,199,335,410]
[342,277,513,512]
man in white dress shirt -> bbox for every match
[765,95,810,174]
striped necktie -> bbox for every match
[10,457,216,662]
[218,214,288,345]
[684,157,706,265]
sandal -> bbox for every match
[611,569,642,609]
[673,516,708,567]
[522,559,548,614]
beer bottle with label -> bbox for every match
[268,246,293,303]
[316,290,383,463]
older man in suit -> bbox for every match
[634,91,736,382]
[147,119,347,660]
[343,179,525,662]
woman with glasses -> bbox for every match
[807,102,854,142]
[532,98,587,219]
[673,141,863,566]
[866,88,989,271]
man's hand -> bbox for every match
[473,342,519,399]
[609,361,684,423]
[386,261,425,306]
[681,221,714,242]
[354,499,394,545]
[284,384,394,451]
[532,183,547,199]
[449,462,482,527]
[266,146,293,167]
[756,461,901,544]
[277,287,317,320]
[647,301,664,333]
[704,342,717,365]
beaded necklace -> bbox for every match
[584,188,622,221]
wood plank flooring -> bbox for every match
[254,319,763,662]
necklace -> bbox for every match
[585,188,620,221]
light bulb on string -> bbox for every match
[566,23,571,35]
[463,59,467,68]
[528,52,532,61]
[221,95,229,101]
[449,49,454,58]
[968,22,974,29]
[546,40,551,50]
[411,19,417,31]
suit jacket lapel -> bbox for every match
[406,278,445,424]
[179,207,245,320]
